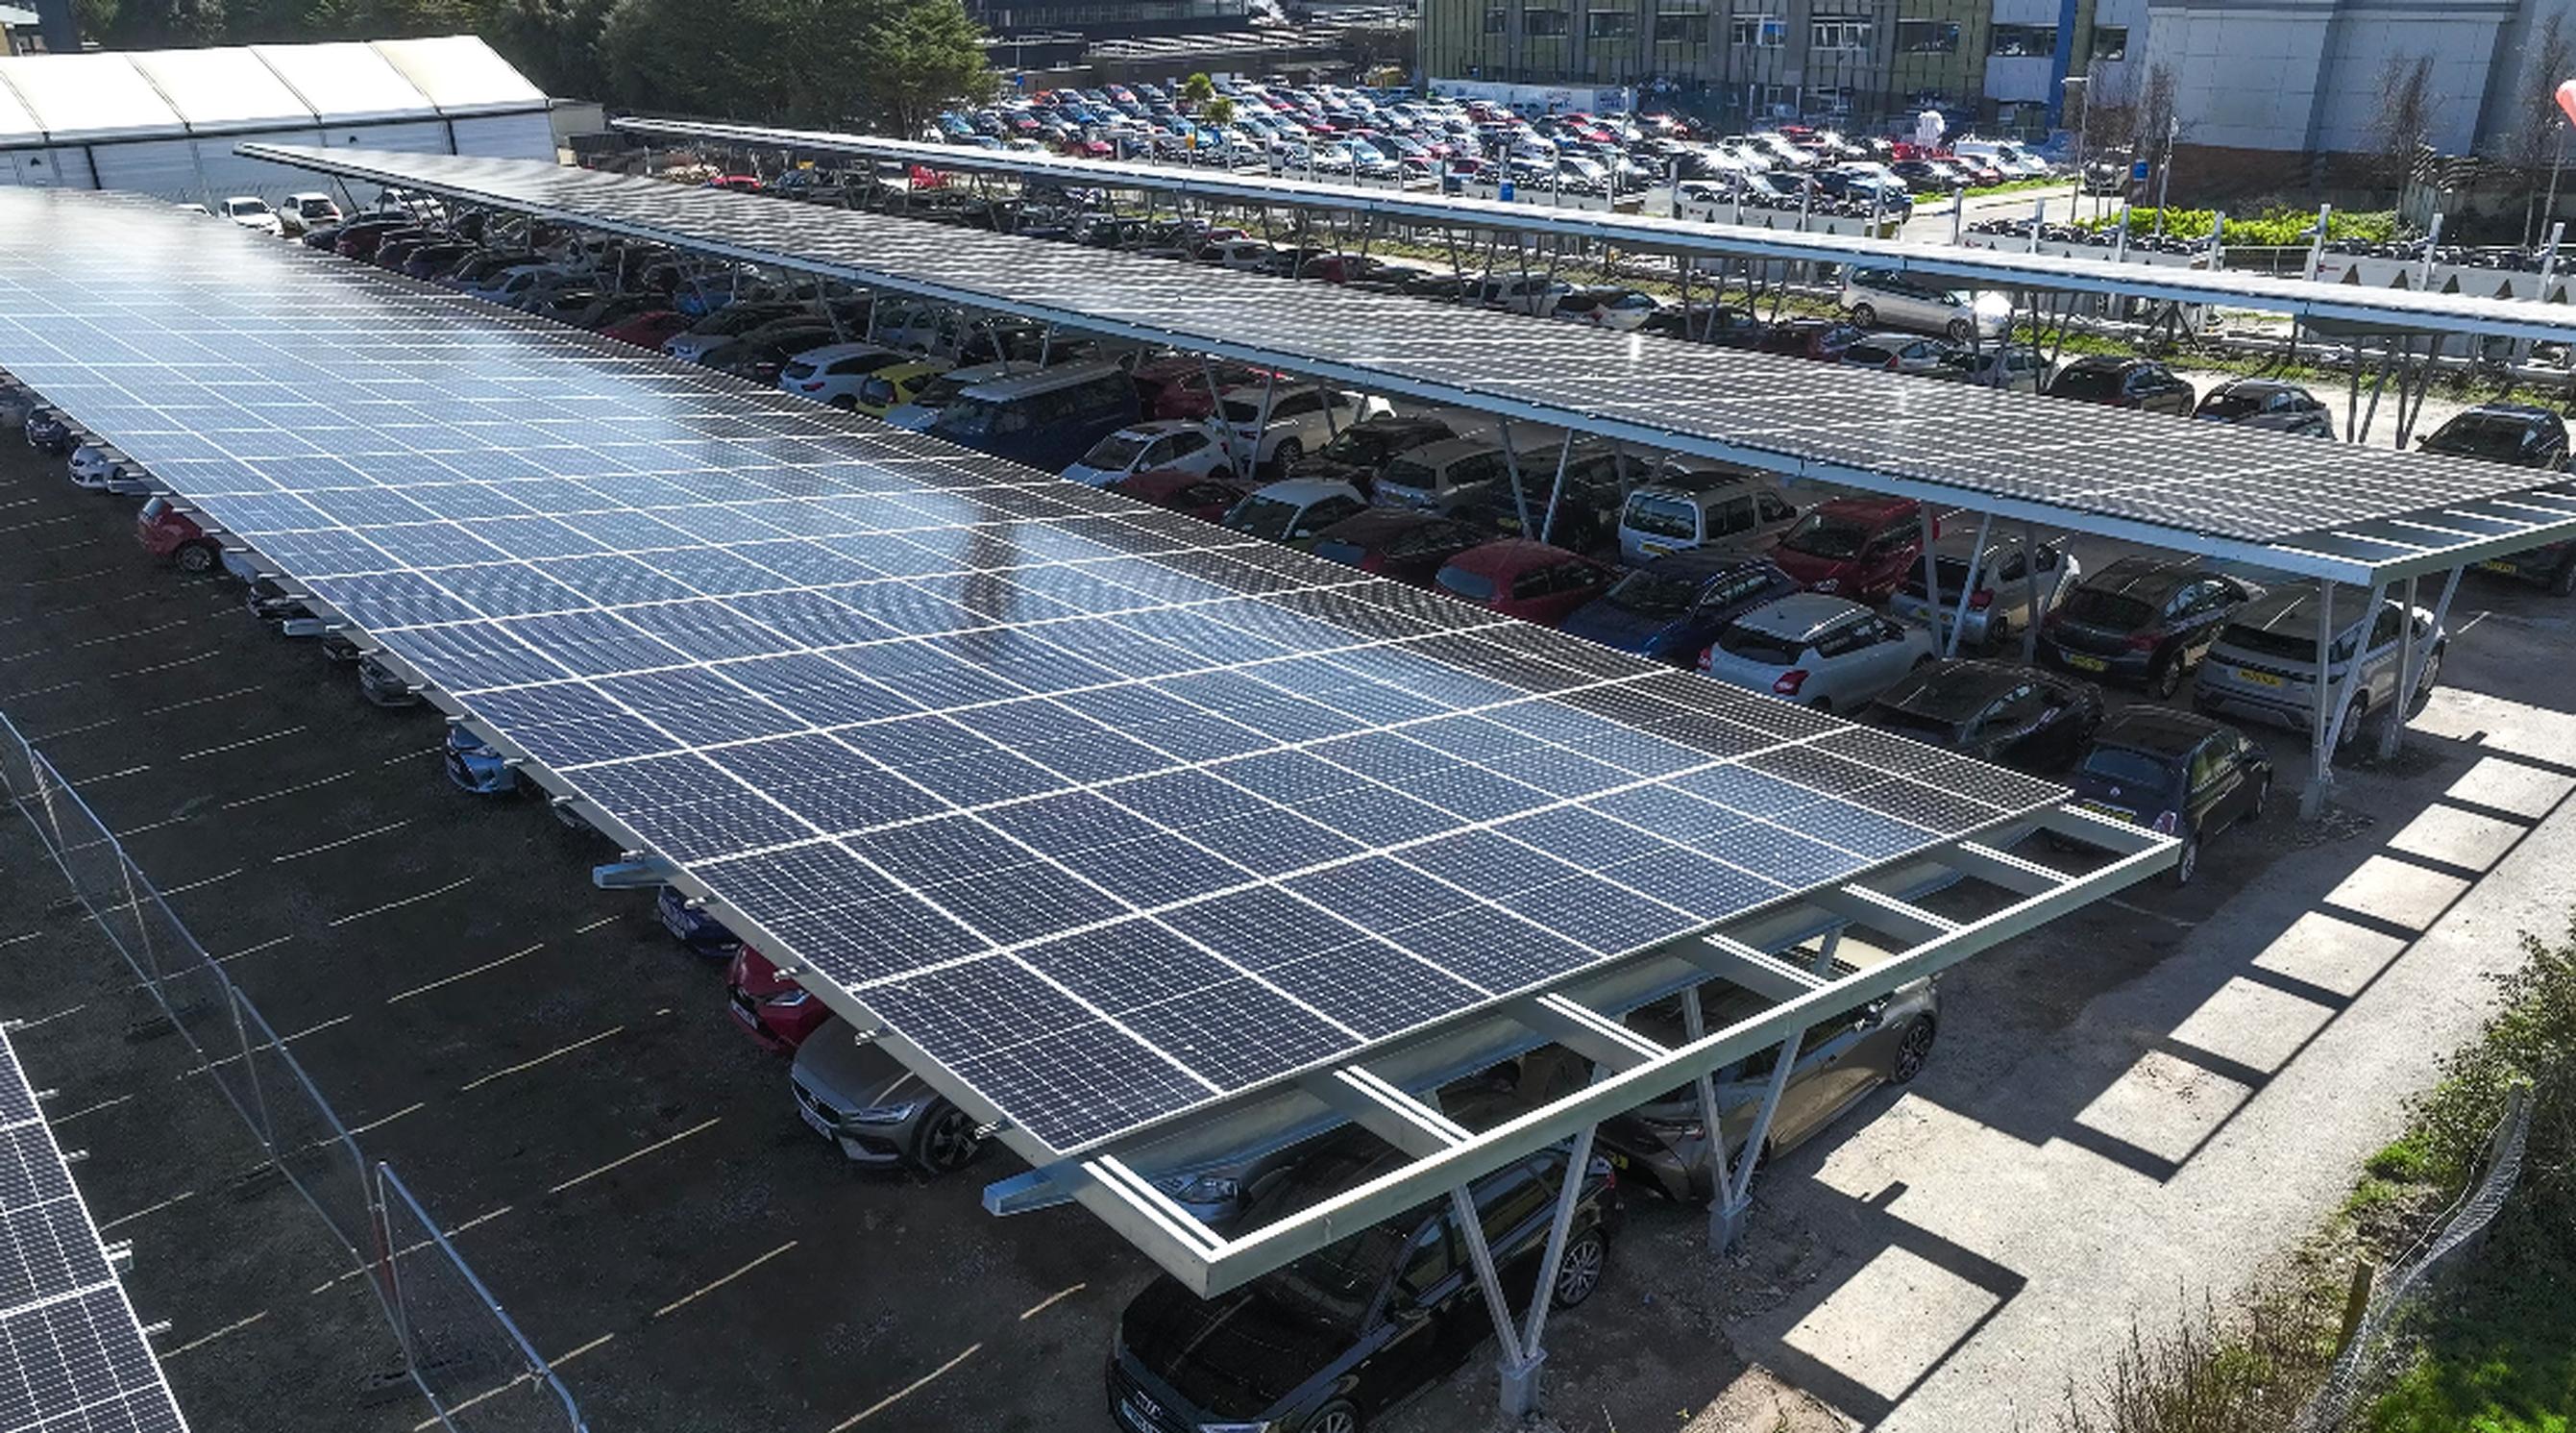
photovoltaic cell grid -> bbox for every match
[240,143,2565,547]
[0,1029,187,1433]
[0,188,2064,1157]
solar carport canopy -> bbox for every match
[0,188,2077,1165]
[236,146,2576,585]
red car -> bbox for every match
[1109,468,1261,523]
[1131,357,1269,421]
[1433,540,1616,627]
[1768,495,1929,603]
[598,309,694,349]
[1309,508,1487,586]
[1756,319,1871,362]
[707,174,763,192]
[136,496,222,574]
[726,946,830,1051]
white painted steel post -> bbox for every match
[1201,356,1242,475]
[1250,368,1279,478]
[1680,985,1731,1198]
[2419,212,2444,288]
[2378,567,2460,759]
[1951,184,1966,246]
[2112,202,2131,264]
[2319,580,2387,758]
[2030,193,2045,253]
[1945,511,1992,656]
[1517,1123,1597,1365]
[1918,508,1942,629]
[2300,582,2336,822]
[1712,1025,1804,1251]
[2377,573,2421,761]
[1536,432,1576,545]
[2023,521,2044,663]
[1451,1186,1542,1418]
[2304,203,2332,281]
[1496,418,1533,535]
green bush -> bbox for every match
[2076,207,2399,246]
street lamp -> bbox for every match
[2061,75,2090,218]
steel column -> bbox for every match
[1710,1022,1803,1252]
[1497,418,1533,535]
[1517,1123,1596,1365]
[2022,521,2043,662]
[1944,511,1993,656]
[1451,1186,1542,1417]
[1536,432,1576,545]
[1680,985,1731,1199]
[1202,356,1242,475]
[2377,566,2461,759]
[2319,579,2388,758]
[1918,509,1943,627]
[2300,581,2337,821]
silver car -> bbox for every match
[1698,592,1938,713]
[2193,583,2445,743]
[1885,530,2081,652]
[1840,266,2012,341]
[789,1016,985,1174]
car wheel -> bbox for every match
[2336,695,2368,750]
[912,1101,981,1174]
[1806,696,1832,713]
[1983,616,2011,654]
[826,395,856,411]
[1889,1015,1936,1083]
[2411,647,2442,713]
[1208,465,1232,482]
[1301,1398,1362,1433]
[1850,303,1877,328]
[1551,1227,1608,1308]
[2148,655,2182,700]
[2551,556,2576,597]
[1946,318,1974,343]
[2170,834,2199,887]
[1271,437,1302,472]
[175,543,216,575]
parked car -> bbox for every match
[23,407,74,455]
[66,442,150,496]
[244,576,326,637]
[725,945,831,1051]
[1615,464,1800,565]
[1884,529,2080,653]
[1755,318,1871,362]
[931,360,1141,469]
[1864,659,2103,772]
[1376,432,1558,513]
[1109,1140,1617,1433]
[659,302,813,364]
[1062,420,1235,487]
[653,884,744,960]
[1208,383,1394,474]
[1433,540,1616,626]
[2037,556,2264,699]
[279,191,342,235]
[1599,976,1939,1201]
[1108,468,1263,523]
[1839,267,2011,341]
[1130,356,1268,421]
[2418,405,2576,594]
[790,1014,985,1173]
[2194,379,2335,436]
[135,495,222,573]
[1308,508,1488,584]
[2193,582,2446,744]
[220,195,282,236]
[1553,285,1666,331]
[599,309,697,350]
[1559,550,1801,664]
[1222,477,1371,547]
[1476,272,1576,316]
[2068,708,2272,885]
[775,342,911,408]
[706,324,842,385]
[884,359,1040,431]
[1767,495,1926,602]
[356,655,420,708]
[1442,446,1631,553]
[443,727,519,795]
[846,358,951,419]
[1840,333,1958,375]
[2046,357,2195,414]
[1287,412,1469,490]
[1699,593,1937,711]
[1927,346,2051,392]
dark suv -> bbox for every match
[2419,404,2576,595]
[2046,356,2195,415]
[2037,556,2262,699]
[1110,1141,1619,1433]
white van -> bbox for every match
[1616,465,1802,565]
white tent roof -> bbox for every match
[0,36,547,145]
[0,6,37,28]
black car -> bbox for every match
[356,655,423,708]
[2047,356,2195,415]
[1286,414,1461,491]
[1308,508,1488,585]
[23,407,73,455]
[2419,405,2576,595]
[1865,659,2104,772]
[1111,1140,1618,1433]
[1639,303,1767,347]
[1558,550,1801,664]
[1446,456,1629,554]
[2037,556,2262,698]
[2194,379,2335,437]
[2068,707,2271,886]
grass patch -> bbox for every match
[1965,177,2072,199]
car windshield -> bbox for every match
[2052,366,2123,400]
[229,199,271,215]
[2079,746,2175,790]
[1318,428,1398,463]
[1604,568,1703,616]
[2199,392,2270,419]
[859,376,898,406]
[1263,1222,1408,1330]
[1081,432,1152,470]
[2422,416,2539,461]
[2061,588,2155,629]
[1435,565,1498,602]
[1714,622,1803,664]
[1381,457,1442,492]
[1779,512,1869,558]
[2224,617,2356,665]
[1625,494,1700,539]
[906,373,980,408]
[1226,496,1305,539]
[934,396,1004,437]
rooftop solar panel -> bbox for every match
[0,186,2065,1156]
[230,144,2565,553]
[0,1028,188,1433]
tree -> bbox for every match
[1181,70,1233,130]
[853,0,995,137]
[2371,55,2438,197]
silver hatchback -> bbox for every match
[2193,583,2445,743]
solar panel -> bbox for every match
[0,1028,188,1433]
[233,142,2569,549]
[0,186,2066,1157]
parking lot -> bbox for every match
[7,353,2572,1433]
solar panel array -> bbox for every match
[0,185,2065,1156]
[239,143,2560,549]
[0,1028,187,1433]
[623,118,2576,347]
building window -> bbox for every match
[1989,24,2054,57]
[1588,9,1636,37]
[1809,16,1871,51]
[1654,5,1705,40]
[1484,6,1508,31]
[1896,18,1958,53]
[1525,6,1570,36]
[1729,1,1784,46]
[2092,25,2127,61]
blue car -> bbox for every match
[23,408,73,455]
[654,885,744,959]
[1559,550,1803,665]
[442,727,518,795]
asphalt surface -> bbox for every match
[0,344,2564,1433]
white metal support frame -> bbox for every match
[1945,510,1994,658]
[2377,564,2466,761]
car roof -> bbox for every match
[957,358,1128,399]
[1247,476,1364,504]
[785,341,897,362]
[1446,537,1584,574]
[2210,378,2304,397]
[1736,591,1871,637]
[1638,547,1779,580]
[1638,463,1770,499]
[1811,494,1916,521]
[2082,554,2203,599]
[1313,507,1459,542]
[2094,705,2232,755]
[1107,419,1205,438]
[1877,658,2026,719]
[2228,581,2380,633]
[1115,468,1238,497]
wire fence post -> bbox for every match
[378,1163,586,1432]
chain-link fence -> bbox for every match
[2288,1085,2534,1433]
[0,708,583,1433]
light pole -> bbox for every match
[2061,76,2090,219]
[2546,119,2567,251]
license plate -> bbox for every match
[660,906,692,940]
[797,1097,834,1139]
[1115,1399,1153,1432]
[1605,1149,1630,1170]
[1639,542,1671,557]
[2065,654,2107,672]
[2480,559,2516,574]
[2240,670,2284,688]
[2081,803,2138,824]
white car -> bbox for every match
[1555,287,1666,332]
[174,202,211,217]
[1698,593,1937,714]
[1203,238,1278,270]
[1841,267,2012,342]
[884,359,1040,431]
[220,196,282,236]
[1060,420,1236,486]
[458,262,568,305]
[1206,383,1394,472]
[279,192,342,235]
[67,443,151,496]
[775,342,910,408]
[1219,477,1370,544]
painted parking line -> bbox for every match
[343,1101,426,1138]
[68,617,192,651]
[25,716,117,742]
[381,743,447,766]
[546,1118,722,1197]
[158,1309,268,1361]
[1018,1282,1086,1321]
[4,1001,87,1031]
[456,1025,629,1093]
[2106,897,2197,932]
[326,877,473,928]
[385,943,545,1004]
[650,1240,799,1320]
[308,1204,515,1297]
[825,1343,984,1431]
[49,1093,131,1126]
[140,685,265,718]
[106,649,220,680]
[176,726,306,763]
[159,866,245,897]
[67,763,151,788]
[220,769,356,810]
[97,1188,196,1234]
[182,1014,355,1085]
[573,915,618,935]
[214,933,293,967]
[0,932,40,950]
[409,1334,616,1432]
[271,818,410,865]
[7,679,82,700]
